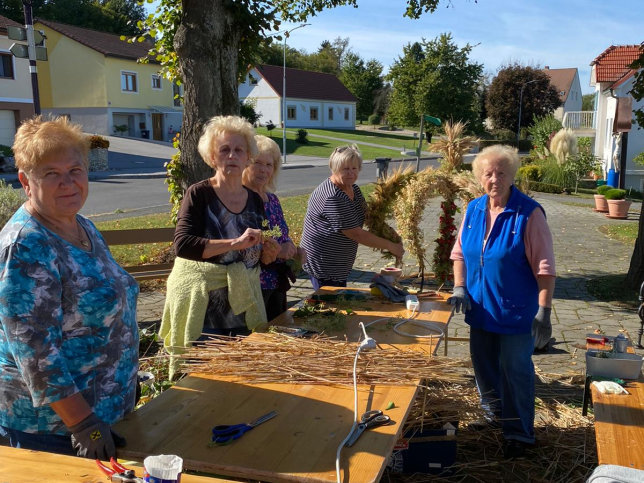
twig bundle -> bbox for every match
[179,333,469,386]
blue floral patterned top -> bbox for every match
[0,205,139,434]
[260,192,292,290]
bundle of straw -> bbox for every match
[179,333,468,386]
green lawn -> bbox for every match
[254,127,423,161]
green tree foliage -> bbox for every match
[527,114,562,158]
[486,64,562,133]
[340,52,384,122]
[582,93,595,111]
[386,33,483,131]
[2,0,144,35]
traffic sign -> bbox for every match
[9,43,47,61]
[7,26,45,45]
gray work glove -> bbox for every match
[447,286,471,314]
[69,413,116,460]
[532,306,552,351]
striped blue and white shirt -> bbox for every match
[300,178,366,282]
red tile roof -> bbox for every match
[36,18,153,62]
[542,67,577,103]
[591,45,642,84]
[0,14,23,33]
[254,64,357,102]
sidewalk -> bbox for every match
[137,192,643,377]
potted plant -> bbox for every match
[604,188,631,219]
[594,184,613,213]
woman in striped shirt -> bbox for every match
[300,145,404,290]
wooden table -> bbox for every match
[113,286,453,482]
[0,445,233,482]
[114,374,418,482]
[586,335,644,470]
[270,287,454,355]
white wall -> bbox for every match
[0,37,33,101]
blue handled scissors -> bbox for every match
[345,410,392,447]
[211,411,278,444]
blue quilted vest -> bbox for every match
[461,186,543,334]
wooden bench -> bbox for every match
[583,334,644,470]
[100,227,175,281]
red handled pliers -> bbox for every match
[96,458,145,482]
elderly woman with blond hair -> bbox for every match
[243,135,303,320]
[300,144,404,290]
[0,116,139,459]
[161,117,279,366]
[449,144,555,459]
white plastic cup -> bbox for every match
[143,454,183,483]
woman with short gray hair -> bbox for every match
[300,144,404,290]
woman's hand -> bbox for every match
[232,228,262,250]
[261,237,280,264]
[278,241,297,260]
[388,241,405,260]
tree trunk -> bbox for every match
[175,0,241,189]
[626,208,644,289]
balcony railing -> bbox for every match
[562,111,595,130]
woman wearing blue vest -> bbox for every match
[449,145,555,459]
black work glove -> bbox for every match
[69,413,116,460]
[447,286,471,314]
[532,306,552,351]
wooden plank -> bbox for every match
[0,445,234,482]
[591,377,644,469]
[100,227,175,245]
[270,287,453,355]
[114,374,419,482]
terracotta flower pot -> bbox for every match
[593,194,608,213]
[606,199,632,219]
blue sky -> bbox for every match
[147,1,643,94]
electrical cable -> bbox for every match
[335,322,374,483]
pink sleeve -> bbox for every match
[524,208,556,277]
[450,214,466,262]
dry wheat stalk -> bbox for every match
[178,333,469,386]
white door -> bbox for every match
[0,110,16,147]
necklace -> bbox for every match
[28,203,90,249]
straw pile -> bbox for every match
[178,333,468,386]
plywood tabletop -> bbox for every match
[591,377,644,469]
[113,374,419,482]
[0,445,235,483]
[269,287,453,355]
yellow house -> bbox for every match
[35,19,182,141]
[0,15,35,146]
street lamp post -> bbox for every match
[282,23,309,164]
[516,79,538,146]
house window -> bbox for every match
[344,108,350,121]
[151,74,162,90]
[310,107,318,121]
[121,71,138,92]
[249,73,258,85]
[328,107,334,121]
[173,83,182,107]
[287,106,296,120]
[0,53,14,79]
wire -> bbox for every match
[363,307,445,340]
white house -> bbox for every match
[239,64,357,130]
[0,15,35,147]
[590,45,643,190]
[542,67,583,121]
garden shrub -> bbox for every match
[0,144,13,157]
[527,181,563,194]
[518,165,542,181]
[368,114,380,126]
[296,129,308,144]
[490,128,515,142]
[89,135,110,149]
[604,188,626,200]
[0,180,26,229]
[528,114,562,158]
[596,184,614,195]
